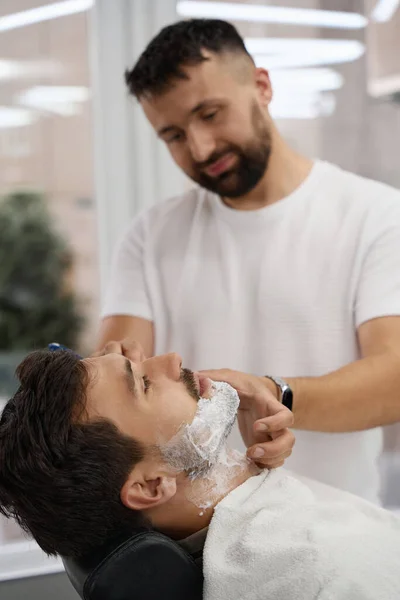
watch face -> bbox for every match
[265,376,293,411]
[282,388,293,412]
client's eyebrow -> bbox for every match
[124,359,137,395]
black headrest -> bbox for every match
[62,528,203,600]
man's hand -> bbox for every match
[200,368,295,469]
[92,339,146,363]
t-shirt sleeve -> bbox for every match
[101,214,153,322]
[355,200,400,329]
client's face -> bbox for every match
[83,353,211,449]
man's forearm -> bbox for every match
[279,352,400,432]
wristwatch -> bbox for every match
[265,375,293,412]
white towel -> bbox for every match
[203,469,400,600]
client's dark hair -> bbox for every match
[126,18,253,99]
[0,350,150,558]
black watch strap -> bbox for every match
[265,375,293,412]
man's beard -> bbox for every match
[190,102,272,199]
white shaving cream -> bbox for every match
[160,381,252,512]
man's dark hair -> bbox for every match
[0,350,150,558]
[126,18,253,99]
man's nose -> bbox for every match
[144,352,183,380]
[187,129,216,164]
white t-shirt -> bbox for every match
[103,161,400,503]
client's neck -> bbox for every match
[149,449,260,540]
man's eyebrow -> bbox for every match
[157,99,221,137]
[189,99,220,115]
[124,359,137,395]
[158,124,176,137]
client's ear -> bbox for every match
[120,466,177,511]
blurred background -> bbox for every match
[0,0,399,597]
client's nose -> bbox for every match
[144,352,183,380]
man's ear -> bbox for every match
[255,67,273,107]
[120,466,177,511]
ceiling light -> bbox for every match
[0,61,22,79]
[246,38,365,70]
[249,39,364,70]
[371,0,400,22]
[20,86,90,103]
[255,53,356,70]
[0,0,94,33]
[368,74,400,97]
[0,60,60,80]
[17,86,90,116]
[269,104,321,120]
[177,2,367,29]
[270,68,344,93]
[0,107,36,128]
[270,92,336,120]
[245,38,365,66]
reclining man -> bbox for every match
[1,349,400,600]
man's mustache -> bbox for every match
[180,367,199,401]
[195,149,236,170]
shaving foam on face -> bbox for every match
[160,381,253,512]
[161,381,239,478]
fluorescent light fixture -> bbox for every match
[368,74,400,97]
[270,92,336,120]
[17,86,90,116]
[371,0,400,21]
[270,104,320,120]
[0,61,22,80]
[0,60,60,80]
[20,86,90,104]
[247,38,365,70]
[270,68,343,93]
[0,107,36,128]
[177,2,367,29]
[246,38,364,61]
[0,0,94,33]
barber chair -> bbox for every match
[62,528,203,600]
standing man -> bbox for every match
[97,19,400,503]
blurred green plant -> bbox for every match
[0,191,84,351]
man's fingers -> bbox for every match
[91,340,146,362]
[247,430,295,462]
[254,410,294,433]
[266,459,285,470]
[92,341,123,357]
[200,369,231,378]
[251,450,292,470]
[200,369,239,387]
[121,340,146,363]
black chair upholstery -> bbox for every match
[62,528,203,600]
